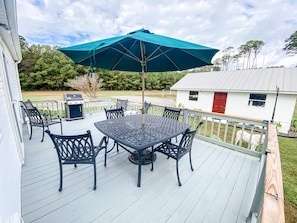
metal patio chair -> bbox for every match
[144,101,151,114]
[116,99,128,111]
[163,107,181,120]
[139,101,151,114]
[104,107,125,120]
[151,122,203,186]
[163,107,181,142]
[103,107,125,163]
[20,100,63,142]
[45,130,107,191]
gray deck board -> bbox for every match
[21,113,261,223]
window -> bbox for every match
[248,94,266,107]
[189,91,198,101]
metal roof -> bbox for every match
[171,67,297,94]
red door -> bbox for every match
[212,92,227,114]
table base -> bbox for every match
[128,150,156,165]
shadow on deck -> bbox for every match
[21,113,261,223]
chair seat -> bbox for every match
[62,146,101,164]
[154,142,188,160]
[32,119,60,127]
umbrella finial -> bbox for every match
[128,29,151,35]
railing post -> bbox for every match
[182,109,189,123]
[108,97,112,109]
[262,120,269,155]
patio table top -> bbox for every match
[94,114,190,151]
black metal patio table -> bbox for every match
[94,114,190,187]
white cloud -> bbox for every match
[17,0,297,68]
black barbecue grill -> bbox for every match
[64,93,84,121]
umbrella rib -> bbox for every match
[149,48,212,70]
[180,48,211,64]
[147,47,182,70]
[110,41,142,69]
[146,45,168,61]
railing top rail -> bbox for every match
[184,109,268,126]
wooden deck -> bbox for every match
[21,113,261,223]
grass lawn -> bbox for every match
[279,136,297,222]
[21,90,176,101]
[22,90,297,222]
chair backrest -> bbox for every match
[24,107,44,125]
[163,107,181,120]
[144,101,151,114]
[116,99,128,111]
[179,122,203,151]
[20,99,35,110]
[104,107,124,119]
[46,130,97,162]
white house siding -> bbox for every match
[0,0,23,218]
[0,39,23,223]
[176,90,295,133]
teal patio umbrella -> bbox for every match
[59,29,219,123]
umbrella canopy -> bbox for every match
[59,29,219,122]
[59,29,219,72]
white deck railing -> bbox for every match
[28,98,268,156]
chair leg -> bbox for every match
[93,162,97,190]
[60,121,63,135]
[29,124,33,140]
[41,126,45,142]
[104,146,107,167]
[151,147,154,171]
[59,163,63,192]
[104,139,118,167]
[189,150,194,171]
[106,140,116,153]
[176,160,182,186]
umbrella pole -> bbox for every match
[140,41,145,125]
[141,70,145,125]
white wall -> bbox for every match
[176,90,213,111]
[0,38,23,222]
[176,90,296,133]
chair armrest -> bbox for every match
[42,107,61,121]
[98,136,108,150]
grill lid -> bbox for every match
[64,93,83,101]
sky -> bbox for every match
[16,0,297,69]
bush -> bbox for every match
[67,73,103,98]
